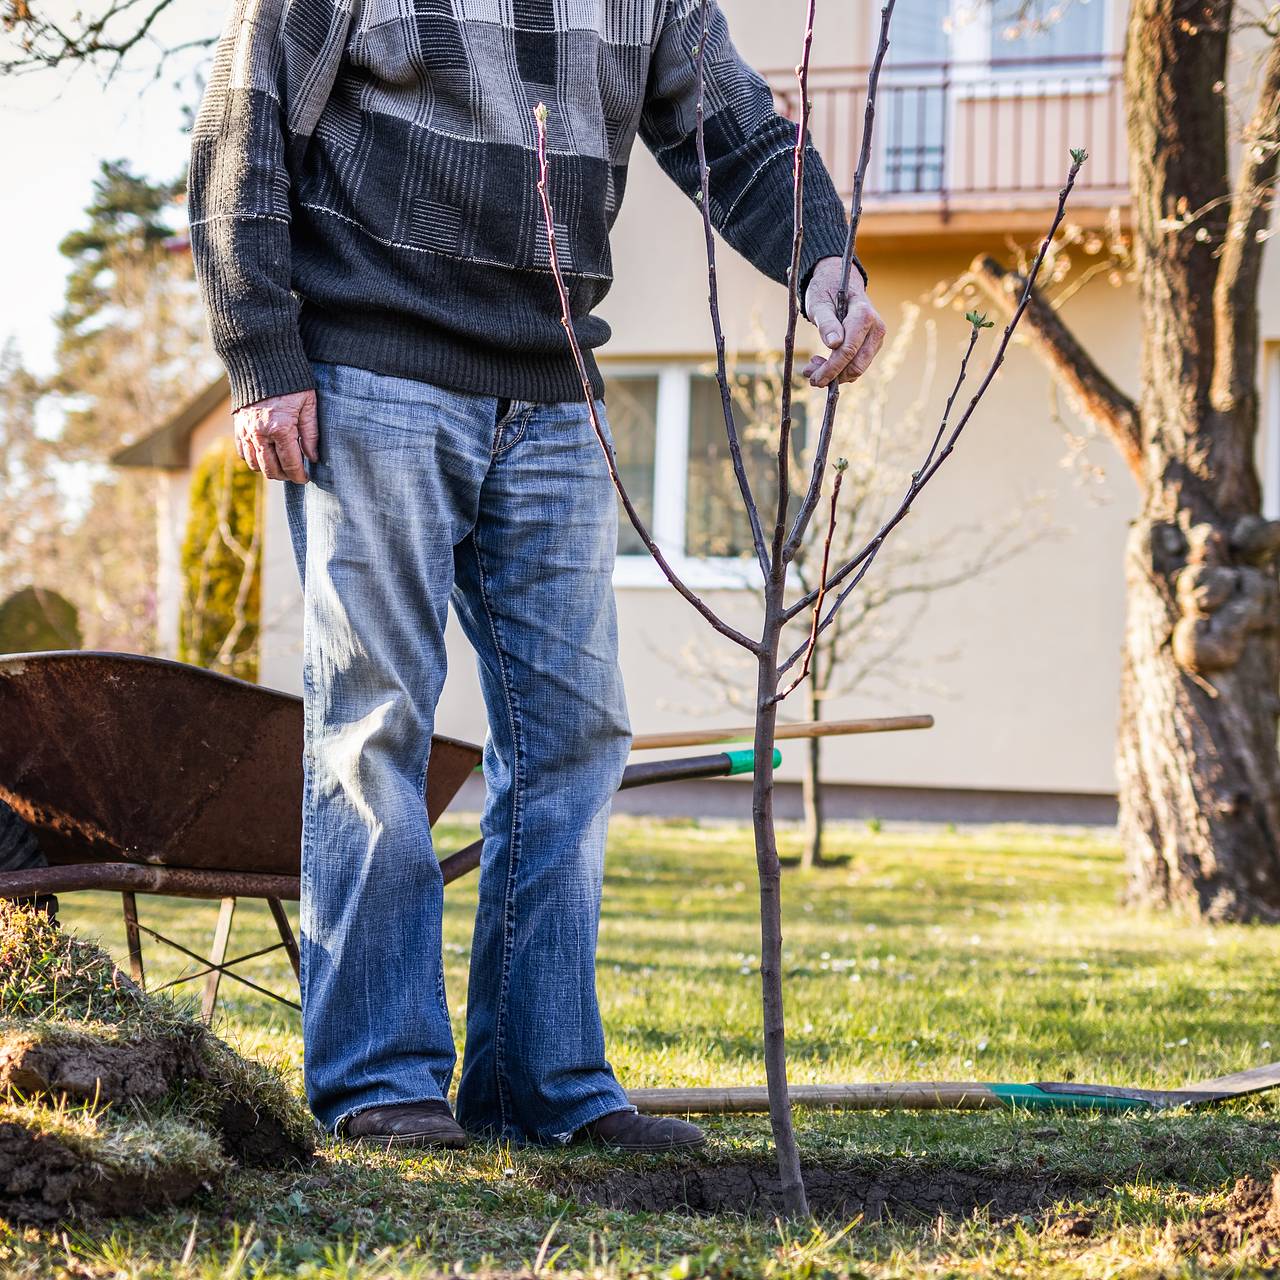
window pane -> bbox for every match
[888,0,949,62]
[605,374,658,556]
[881,0,948,193]
[990,0,1106,65]
[685,374,807,559]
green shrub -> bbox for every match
[0,586,80,653]
[179,441,261,681]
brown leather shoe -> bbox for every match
[578,1109,706,1152]
[344,1100,468,1149]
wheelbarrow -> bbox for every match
[0,650,931,1022]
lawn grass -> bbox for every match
[4,815,1279,1277]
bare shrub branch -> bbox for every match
[532,104,758,655]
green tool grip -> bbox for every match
[988,1083,1153,1113]
[725,748,783,776]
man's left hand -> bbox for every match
[802,256,886,388]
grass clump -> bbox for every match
[0,903,313,1221]
[0,903,175,1030]
[0,1095,226,1221]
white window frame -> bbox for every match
[1264,344,1280,520]
[876,0,1116,96]
[606,360,769,592]
[870,0,1113,200]
[951,0,1113,93]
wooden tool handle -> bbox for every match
[627,1082,997,1114]
[630,714,933,752]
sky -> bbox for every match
[0,1,225,377]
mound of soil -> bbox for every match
[0,1119,211,1224]
[0,1029,200,1104]
[0,1029,311,1173]
[1176,1173,1280,1264]
[557,1159,1094,1223]
[212,1095,312,1169]
[0,905,315,1221]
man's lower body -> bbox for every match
[284,360,638,1145]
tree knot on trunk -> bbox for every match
[1171,520,1280,674]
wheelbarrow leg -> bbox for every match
[121,892,145,988]
[267,896,301,979]
[202,896,237,1024]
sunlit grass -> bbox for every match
[0,815,1275,1277]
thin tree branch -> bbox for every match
[214,464,262,671]
[969,254,1144,483]
[772,462,843,703]
[1,0,188,76]
[914,324,981,482]
[1211,31,1280,416]
[693,0,770,580]
[533,104,759,654]
[778,155,1087,670]
[771,0,819,572]
[781,0,896,564]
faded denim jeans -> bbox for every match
[284,360,634,1142]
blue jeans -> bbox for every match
[284,360,634,1143]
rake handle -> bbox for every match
[630,714,933,752]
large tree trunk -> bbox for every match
[1118,510,1280,920]
[1117,0,1280,919]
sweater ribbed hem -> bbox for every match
[221,331,317,412]
[298,307,605,405]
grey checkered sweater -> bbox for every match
[190,0,857,410]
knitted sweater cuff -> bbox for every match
[219,331,316,412]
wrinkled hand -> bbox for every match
[234,390,319,483]
[802,256,886,388]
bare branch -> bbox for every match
[772,461,843,704]
[533,104,759,654]
[970,254,1144,483]
[0,0,202,78]
[782,0,896,563]
[1211,32,1280,417]
[693,0,770,580]
[770,0,819,572]
[915,324,981,482]
[778,154,1087,669]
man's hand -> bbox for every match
[802,257,886,388]
[234,390,319,483]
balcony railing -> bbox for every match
[767,53,1128,214]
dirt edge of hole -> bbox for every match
[550,1158,1099,1224]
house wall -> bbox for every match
[256,208,1144,797]
[239,0,1280,809]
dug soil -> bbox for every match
[556,1158,1095,1223]
[0,1031,200,1104]
[1176,1172,1280,1264]
[0,1121,206,1223]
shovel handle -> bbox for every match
[630,715,933,752]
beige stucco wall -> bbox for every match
[256,175,1143,796]
[240,0,1280,803]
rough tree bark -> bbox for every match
[974,2,1280,920]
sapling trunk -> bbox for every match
[532,0,1081,1214]
[801,661,824,869]
[753,598,805,1210]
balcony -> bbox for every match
[767,54,1129,236]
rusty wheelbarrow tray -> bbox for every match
[0,651,836,1021]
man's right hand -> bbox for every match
[234,389,319,483]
